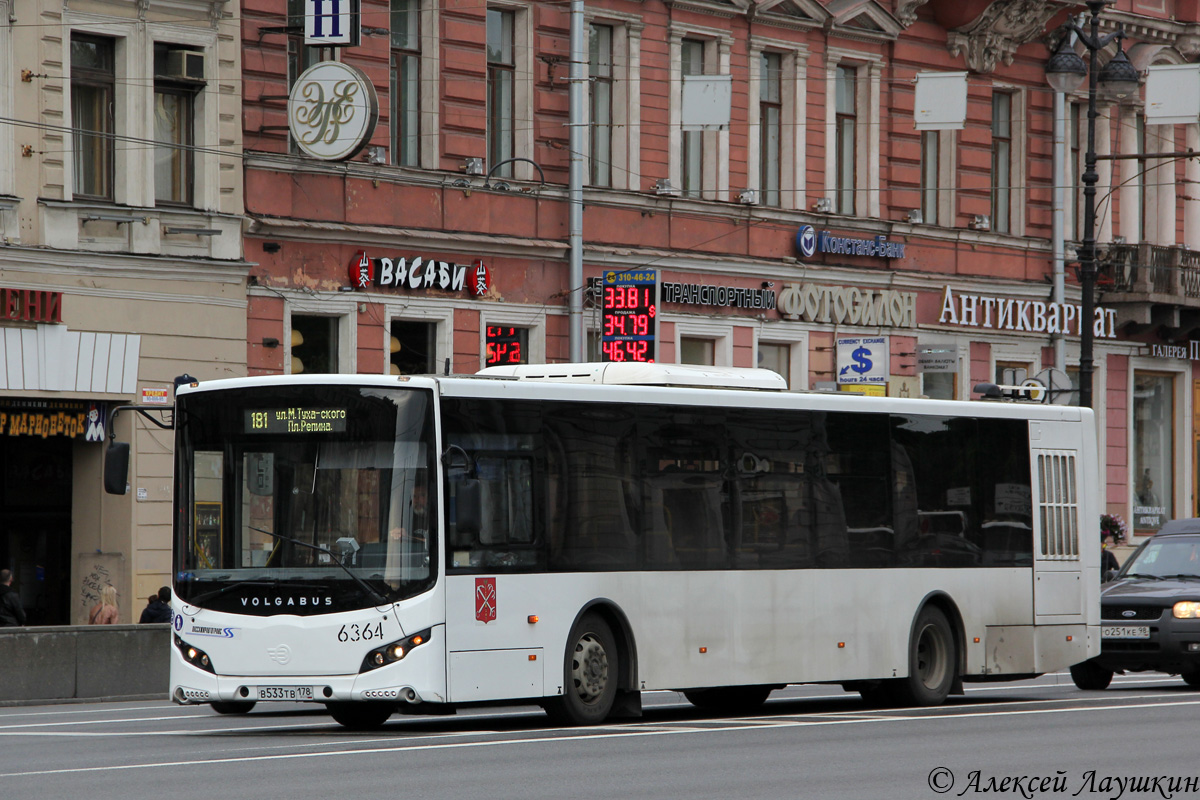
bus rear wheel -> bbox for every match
[210,701,256,715]
[683,686,774,712]
[894,606,956,706]
[326,701,394,730]
[544,613,618,726]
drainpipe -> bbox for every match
[1053,90,1067,372]
[568,0,585,362]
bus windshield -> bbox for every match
[174,384,437,615]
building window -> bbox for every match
[71,35,115,200]
[487,9,515,178]
[1133,372,1174,534]
[153,44,202,207]
[757,342,789,386]
[680,337,715,366]
[390,319,436,375]
[391,0,421,167]
[589,23,613,188]
[921,131,939,226]
[290,315,339,374]
[991,92,1012,234]
[759,53,782,208]
[835,65,856,215]
[486,325,527,366]
[995,361,1029,388]
[1136,113,1148,240]
[680,38,705,198]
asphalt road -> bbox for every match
[2,672,1197,800]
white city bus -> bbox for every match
[165,363,1099,728]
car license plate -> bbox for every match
[258,686,313,701]
[1101,625,1150,639]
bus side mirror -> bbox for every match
[451,478,482,548]
[104,441,130,495]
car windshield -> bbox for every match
[174,384,437,615]
[1121,537,1200,580]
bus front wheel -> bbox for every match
[1069,660,1113,690]
[544,613,618,726]
[210,701,255,715]
[895,605,956,706]
[326,701,394,730]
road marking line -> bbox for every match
[5,697,1200,778]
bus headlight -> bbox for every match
[1174,602,1200,619]
[174,635,216,674]
[360,628,432,673]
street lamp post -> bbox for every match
[1045,1,1140,409]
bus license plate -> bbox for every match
[1101,626,1150,639]
[258,686,314,700]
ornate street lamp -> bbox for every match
[1045,1,1140,409]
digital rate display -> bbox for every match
[601,270,656,363]
[486,326,527,366]
[245,407,349,434]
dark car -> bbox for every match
[1071,519,1200,690]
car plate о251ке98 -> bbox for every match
[258,686,314,700]
[1101,625,1151,639]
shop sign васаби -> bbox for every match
[349,251,490,296]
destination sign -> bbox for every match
[245,407,348,434]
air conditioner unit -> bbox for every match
[166,49,205,81]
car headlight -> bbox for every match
[360,628,432,673]
[1174,602,1200,619]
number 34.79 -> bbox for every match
[337,622,383,643]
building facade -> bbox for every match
[0,0,247,623]
[235,0,1200,552]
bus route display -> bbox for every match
[245,408,348,434]
[601,269,656,362]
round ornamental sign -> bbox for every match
[288,61,379,161]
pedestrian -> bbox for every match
[89,585,119,625]
[139,586,172,624]
[0,569,26,627]
[1101,533,1120,580]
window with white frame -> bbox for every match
[921,131,939,225]
[757,342,790,386]
[759,53,782,208]
[679,336,715,366]
[391,0,421,167]
[589,23,613,188]
[824,53,880,218]
[748,40,805,211]
[988,87,1026,235]
[153,43,203,207]
[487,8,515,178]
[584,13,641,191]
[680,38,705,198]
[669,27,729,201]
[71,34,116,201]
[290,315,341,374]
[835,65,856,215]
[991,91,1012,234]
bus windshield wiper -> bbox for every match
[1155,573,1200,581]
[1124,572,1167,580]
[248,526,390,607]
[187,579,282,608]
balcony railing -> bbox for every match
[1099,243,1200,301]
